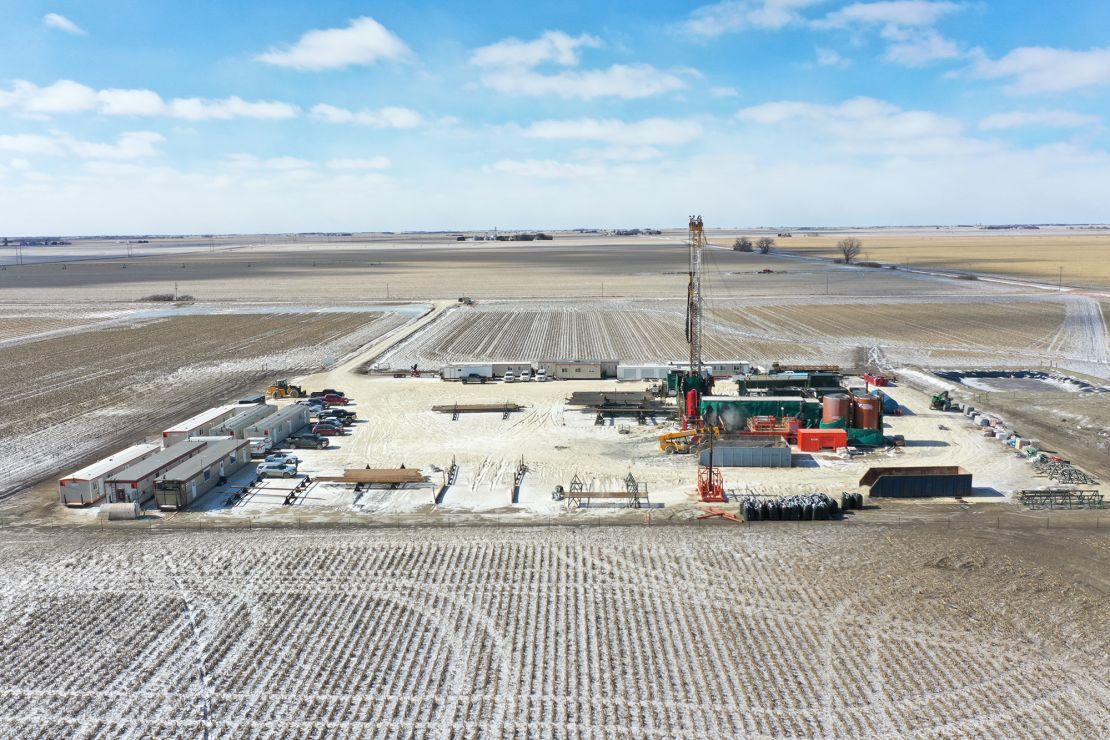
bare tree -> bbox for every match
[837,237,862,263]
[755,237,775,254]
[733,237,753,252]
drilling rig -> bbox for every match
[681,215,712,430]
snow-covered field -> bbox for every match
[0,524,1104,737]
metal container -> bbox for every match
[977,417,991,427]
[851,396,881,429]
[822,393,851,425]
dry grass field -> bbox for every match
[0,310,411,503]
[767,232,1110,287]
[0,524,1104,737]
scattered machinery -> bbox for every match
[930,390,955,411]
[267,379,305,399]
[659,427,720,454]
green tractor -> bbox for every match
[930,390,954,411]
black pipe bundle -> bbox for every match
[741,493,841,522]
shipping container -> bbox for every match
[57,443,161,506]
[162,404,244,447]
[860,466,973,498]
[616,364,674,380]
[699,437,791,467]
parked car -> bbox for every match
[256,462,297,478]
[289,433,329,449]
[320,393,350,405]
[463,373,487,384]
[298,398,328,410]
[519,369,532,381]
[319,407,355,420]
[264,453,301,466]
[312,423,345,436]
[309,388,345,398]
[535,368,547,382]
[247,437,273,457]
[318,414,353,427]
[503,371,515,383]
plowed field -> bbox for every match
[0,524,1104,737]
[0,311,410,502]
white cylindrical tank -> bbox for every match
[99,502,141,520]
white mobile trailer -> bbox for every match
[440,363,495,380]
[214,403,277,438]
[58,443,161,506]
[162,404,244,447]
[243,404,310,445]
[154,438,251,511]
[616,364,675,381]
[104,440,208,505]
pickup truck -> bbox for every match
[289,433,330,449]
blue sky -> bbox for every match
[1,1,1109,233]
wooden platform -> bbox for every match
[315,468,428,485]
[432,403,522,413]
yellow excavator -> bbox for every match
[659,426,720,454]
[267,379,305,399]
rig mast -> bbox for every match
[686,215,706,374]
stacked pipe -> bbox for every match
[741,493,840,522]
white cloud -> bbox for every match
[520,117,703,146]
[97,88,167,116]
[168,96,299,120]
[882,28,961,65]
[968,46,1110,94]
[814,1,960,29]
[59,131,165,159]
[256,16,411,70]
[816,48,850,67]
[328,156,392,170]
[486,159,606,178]
[0,134,65,156]
[310,103,424,128]
[20,80,98,113]
[223,154,314,171]
[979,110,1101,131]
[0,131,164,160]
[813,2,963,66]
[684,1,822,37]
[736,96,991,156]
[471,31,601,68]
[710,85,739,97]
[482,64,686,99]
[472,30,687,99]
[43,13,86,36]
[0,79,300,120]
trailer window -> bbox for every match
[203,469,211,482]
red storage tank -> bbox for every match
[852,396,880,429]
[686,389,699,418]
[822,394,851,425]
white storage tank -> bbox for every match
[99,502,141,520]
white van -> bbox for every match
[519,369,532,382]
[247,437,272,458]
[503,371,515,383]
[535,368,547,382]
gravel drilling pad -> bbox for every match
[0,525,1105,737]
